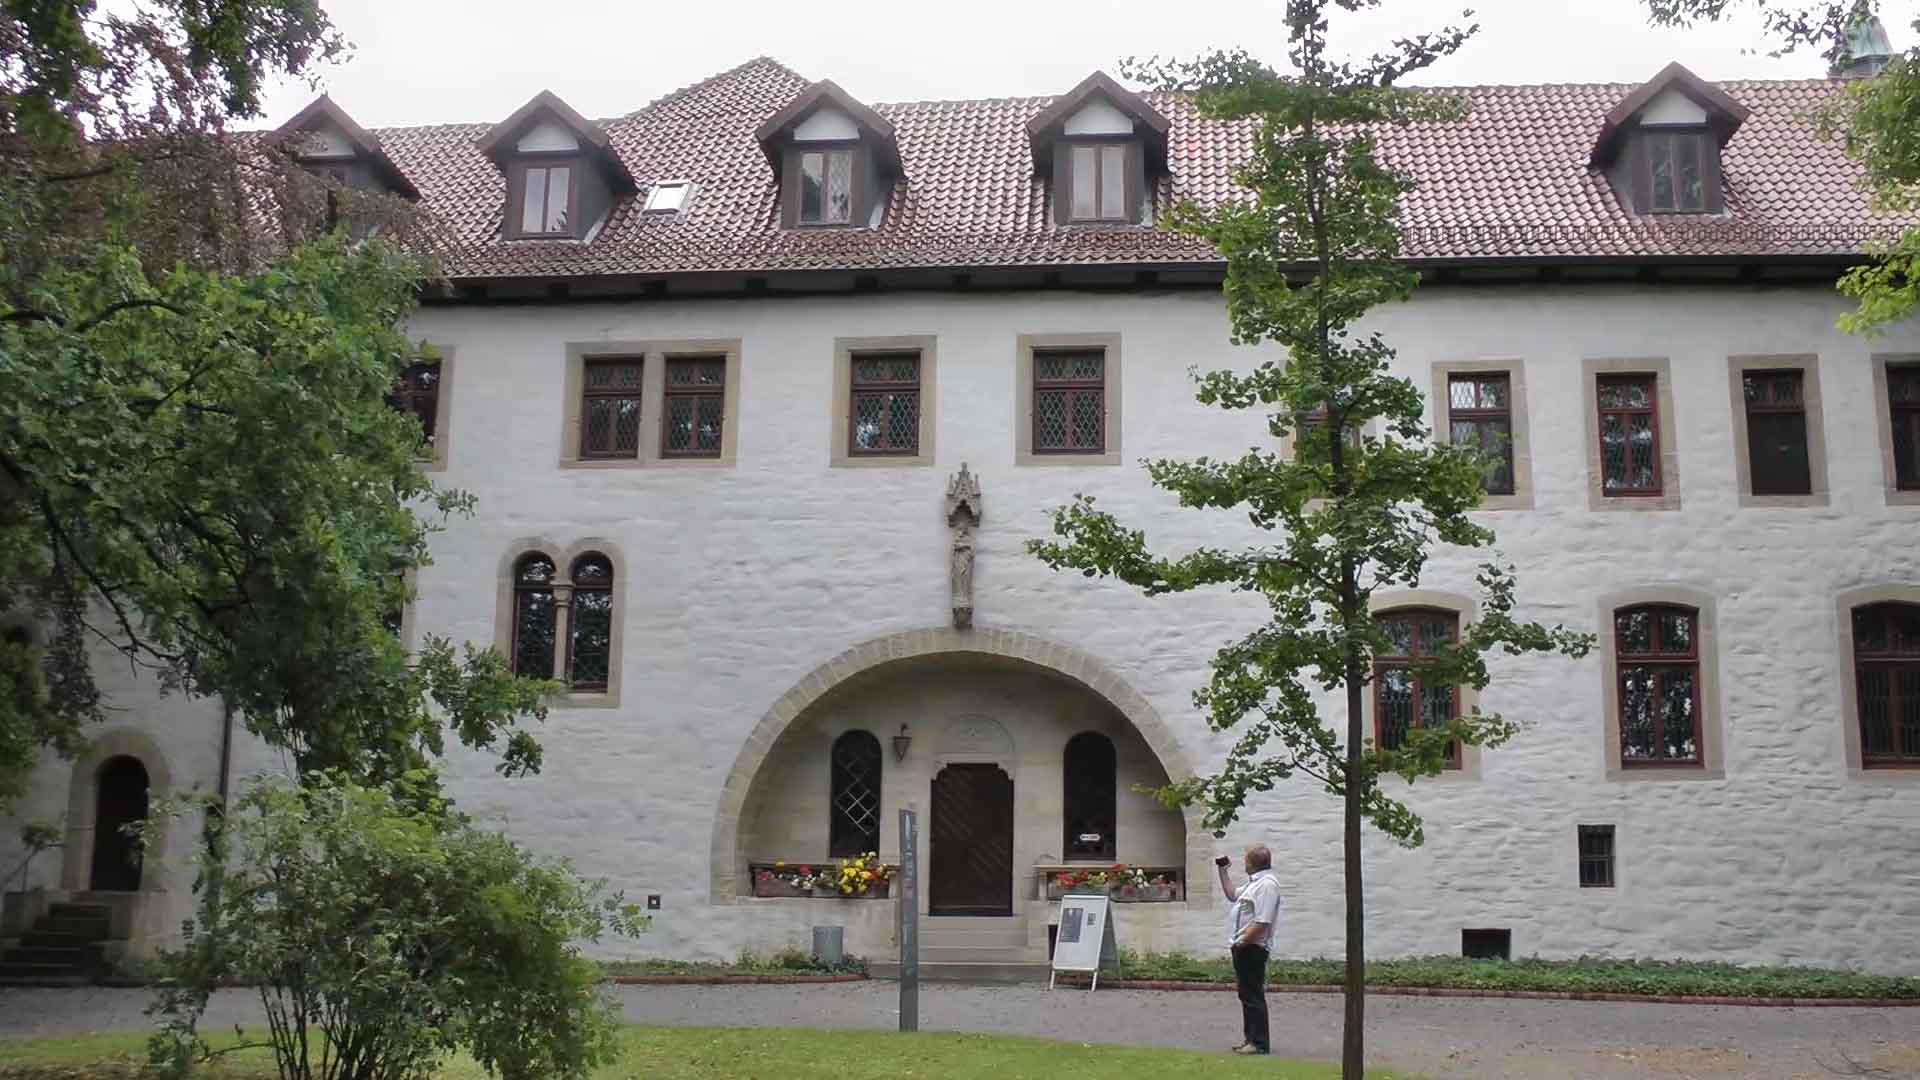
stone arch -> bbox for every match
[709,625,1210,905]
[60,728,174,894]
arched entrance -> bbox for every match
[930,764,1014,916]
[89,756,149,892]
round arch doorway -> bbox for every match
[89,756,150,892]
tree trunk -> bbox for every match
[1343,642,1366,1078]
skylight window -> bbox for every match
[645,181,692,214]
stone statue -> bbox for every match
[945,463,983,628]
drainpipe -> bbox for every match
[215,696,234,810]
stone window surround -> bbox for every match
[559,339,742,469]
[1597,585,1725,781]
[830,335,938,468]
[1582,357,1683,512]
[1869,354,1920,506]
[414,345,454,473]
[1366,590,1484,782]
[1833,584,1920,780]
[1429,358,1535,511]
[492,538,628,708]
[1015,332,1122,467]
[1726,354,1829,508]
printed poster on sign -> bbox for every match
[1048,893,1117,992]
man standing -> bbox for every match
[1218,844,1281,1056]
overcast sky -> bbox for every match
[253,0,1920,129]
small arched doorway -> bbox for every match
[929,763,1014,917]
[89,756,149,892]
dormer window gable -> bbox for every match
[1591,62,1750,217]
[477,90,636,241]
[270,95,419,200]
[1028,72,1170,227]
[754,81,900,230]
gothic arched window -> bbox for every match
[567,553,614,692]
[829,731,882,858]
[1063,731,1117,861]
[511,554,557,679]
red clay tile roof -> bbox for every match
[353,56,1908,281]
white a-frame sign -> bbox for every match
[1048,892,1117,992]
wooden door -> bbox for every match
[929,763,1014,916]
[90,756,149,892]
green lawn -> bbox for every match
[0,1027,1399,1079]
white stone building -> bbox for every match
[5,55,1920,977]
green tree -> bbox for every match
[146,772,648,1080]
[1647,0,1920,332]
[1031,5,1591,1076]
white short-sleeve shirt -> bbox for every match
[1226,869,1282,948]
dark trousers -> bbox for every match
[1231,943,1270,1051]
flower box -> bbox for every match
[752,875,815,899]
[1045,880,1112,901]
[1113,884,1178,903]
[817,880,890,899]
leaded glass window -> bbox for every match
[511,554,556,679]
[1743,369,1812,495]
[1033,349,1104,453]
[1889,366,1920,491]
[1068,142,1129,221]
[567,553,613,692]
[580,358,642,459]
[1615,605,1700,766]
[663,356,726,457]
[1373,609,1460,768]
[1646,130,1707,213]
[387,360,441,455]
[515,162,572,236]
[1853,603,1920,766]
[829,730,883,858]
[849,352,920,455]
[799,148,853,226]
[1448,373,1514,495]
[1063,732,1117,860]
[1597,374,1662,495]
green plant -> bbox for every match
[145,772,648,1080]
[3,820,62,894]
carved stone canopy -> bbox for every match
[946,462,982,528]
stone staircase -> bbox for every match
[870,914,1050,983]
[0,902,112,985]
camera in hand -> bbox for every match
[1215,855,1232,867]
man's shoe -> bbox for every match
[1232,1043,1270,1056]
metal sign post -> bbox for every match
[898,808,919,1032]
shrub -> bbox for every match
[146,772,647,1080]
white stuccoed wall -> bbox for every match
[6,281,1920,971]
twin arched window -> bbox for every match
[1853,602,1920,766]
[510,552,614,691]
[1063,731,1116,860]
[829,731,882,857]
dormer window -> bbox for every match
[270,95,419,202]
[1027,72,1170,228]
[477,90,635,242]
[756,81,901,231]
[1591,62,1749,218]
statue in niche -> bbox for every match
[946,463,983,628]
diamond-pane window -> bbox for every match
[580,358,642,459]
[1373,609,1460,767]
[663,357,726,457]
[511,554,556,679]
[1597,374,1661,495]
[1853,603,1920,766]
[567,553,613,692]
[1742,370,1811,496]
[850,352,921,455]
[1889,367,1920,491]
[799,149,853,226]
[829,731,883,858]
[387,360,441,455]
[1615,604,1700,766]
[1033,349,1105,453]
[1063,732,1117,860]
[1447,372,1514,496]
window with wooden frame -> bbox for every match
[510,554,557,679]
[848,351,921,456]
[829,730,883,858]
[1614,605,1701,766]
[1032,349,1106,454]
[798,147,854,226]
[1741,369,1812,496]
[1447,372,1515,496]
[566,553,614,692]
[1644,129,1708,213]
[1596,374,1662,495]
[1068,141,1129,221]
[1889,365,1920,491]
[509,159,574,237]
[1372,609,1461,768]
[1578,825,1615,888]
[1852,603,1920,767]
[662,356,727,458]
[579,358,643,459]
[1062,732,1118,861]
[387,360,441,455]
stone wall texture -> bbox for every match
[4,282,1919,972]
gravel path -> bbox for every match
[4,983,1917,1079]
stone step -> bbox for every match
[2,944,91,966]
[19,929,100,948]
[47,903,111,921]
[919,945,1048,965]
[0,959,92,980]
[37,915,110,938]
[870,960,1050,984]
[919,926,1032,948]
[0,974,93,988]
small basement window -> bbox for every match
[1461,928,1511,961]
[1579,824,1616,888]
[644,181,691,214]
